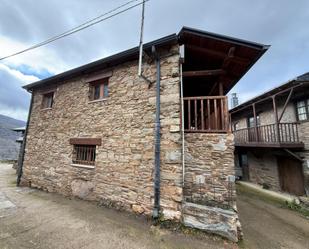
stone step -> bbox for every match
[182,202,240,242]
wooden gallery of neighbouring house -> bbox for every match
[19,27,268,241]
[231,73,309,197]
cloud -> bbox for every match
[0,0,309,120]
[0,64,38,120]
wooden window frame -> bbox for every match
[89,79,109,101]
[41,91,54,109]
[233,122,239,131]
[247,114,260,128]
[295,98,309,122]
[69,138,101,168]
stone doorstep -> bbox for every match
[182,202,239,242]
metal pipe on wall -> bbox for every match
[152,46,161,218]
[17,92,33,186]
[180,63,185,187]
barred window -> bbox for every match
[72,145,96,166]
[296,100,309,121]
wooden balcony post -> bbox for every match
[272,95,280,143]
[252,103,259,142]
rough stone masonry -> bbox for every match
[21,44,239,240]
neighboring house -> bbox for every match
[231,73,309,196]
[11,126,26,171]
[0,114,26,160]
[19,27,268,241]
[12,126,26,143]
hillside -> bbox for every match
[0,114,26,160]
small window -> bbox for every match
[296,99,309,121]
[233,122,239,131]
[42,92,54,109]
[247,115,260,128]
[89,79,108,101]
[72,145,96,166]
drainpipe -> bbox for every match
[17,91,33,186]
[180,63,185,186]
[152,45,161,218]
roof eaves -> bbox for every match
[230,74,309,113]
[178,26,270,50]
[23,33,178,91]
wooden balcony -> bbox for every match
[184,96,229,133]
[234,122,304,148]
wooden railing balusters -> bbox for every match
[188,100,191,130]
[201,99,204,130]
[207,99,211,130]
[194,99,198,130]
[183,96,228,133]
[233,122,302,146]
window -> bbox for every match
[296,99,309,121]
[247,115,260,128]
[233,122,239,131]
[89,79,108,101]
[42,92,54,109]
[72,145,96,166]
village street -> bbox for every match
[237,188,309,249]
[1,163,309,249]
[0,163,235,249]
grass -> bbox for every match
[236,183,309,217]
[0,160,16,164]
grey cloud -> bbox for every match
[0,0,309,119]
[0,67,30,117]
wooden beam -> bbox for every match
[230,82,305,115]
[186,44,250,65]
[217,47,236,94]
[222,47,235,69]
[219,82,224,95]
[284,149,304,162]
[272,96,280,143]
[278,88,294,122]
[208,82,218,96]
[252,103,259,142]
[182,69,225,77]
[69,138,102,146]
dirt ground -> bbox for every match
[237,186,309,249]
[1,163,309,249]
[0,163,234,249]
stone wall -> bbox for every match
[297,122,309,195]
[246,150,280,191]
[22,45,184,220]
[184,133,236,208]
[182,133,240,241]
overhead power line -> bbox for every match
[0,0,148,61]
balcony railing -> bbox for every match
[184,96,229,133]
[234,122,304,148]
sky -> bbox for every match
[0,0,308,121]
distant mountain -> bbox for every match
[0,114,26,160]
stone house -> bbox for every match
[231,73,309,196]
[19,27,268,241]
